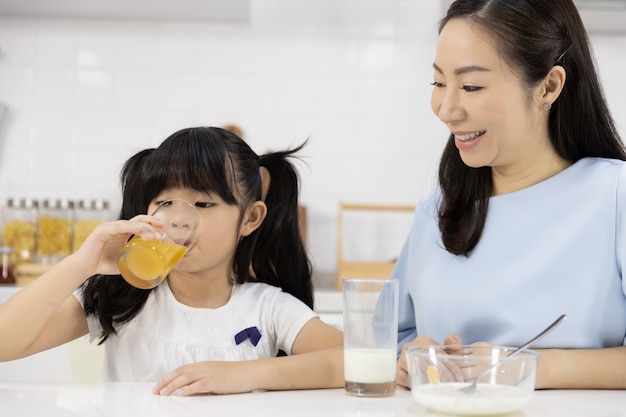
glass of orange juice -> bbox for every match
[118,199,200,289]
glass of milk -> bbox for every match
[342,278,399,397]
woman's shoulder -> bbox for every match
[568,157,626,188]
[414,189,441,218]
[574,156,626,173]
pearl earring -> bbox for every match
[543,102,552,111]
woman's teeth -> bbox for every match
[456,130,485,142]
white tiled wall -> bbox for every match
[0,0,625,288]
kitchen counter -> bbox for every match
[0,284,21,304]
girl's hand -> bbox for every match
[153,361,255,396]
[73,215,164,277]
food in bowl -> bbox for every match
[405,345,539,415]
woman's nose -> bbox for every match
[433,91,464,123]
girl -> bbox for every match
[0,127,343,395]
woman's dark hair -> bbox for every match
[437,0,626,256]
[82,127,312,342]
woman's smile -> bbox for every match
[454,130,486,150]
[455,130,486,142]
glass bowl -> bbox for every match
[405,345,539,415]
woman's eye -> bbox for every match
[461,85,482,92]
[155,200,173,207]
[195,202,215,209]
[430,81,445,88]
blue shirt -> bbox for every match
[393,157,626,353]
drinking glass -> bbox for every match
[343,278,399,397]
[118,199,200,289]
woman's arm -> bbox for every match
[397,333,626,390]
[154,317,344,395]
[537,346,626,389]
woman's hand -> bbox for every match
[396,335,440,388]
[153,361,255,396]
[439,335,502,383]
[397,334,470,388]
[73,215,164,277]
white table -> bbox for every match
[0,382,625,417]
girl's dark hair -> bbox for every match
[82,127,312,342]
[438,0,626,256]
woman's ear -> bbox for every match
[240,201,267,237]
[538,65,566,106]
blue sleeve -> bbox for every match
[392,221,417,356]
[615,163,626,345]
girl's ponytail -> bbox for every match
[236,142,313,309]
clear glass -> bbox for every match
[2,197,38,264]
[36,199,74,264]
[118,200,200,289]
[0,246,15,284]
[405,345,539,415]
[342,278,399,397]
[73,199,111,252]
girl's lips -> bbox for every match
[174,241,194,255]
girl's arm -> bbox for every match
[260,317,344,389]
[0,217,164,361]
[0,255,92,360]
[154,317,344,395]
[536,346,626,389]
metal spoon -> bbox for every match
[458,314,567,395]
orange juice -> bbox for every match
[118,236,188,289]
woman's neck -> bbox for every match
[491,150,572,196]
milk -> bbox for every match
[344,348,397,383]
[412,383,531,415]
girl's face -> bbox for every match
[148,188,245,281]
[431,18,548,173]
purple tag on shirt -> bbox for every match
[234,326,262,346]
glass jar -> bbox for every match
[0,246,15,284]
[73,199,110,252]
[36,198,74,264]
[2,197,38,265]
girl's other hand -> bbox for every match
[153,361,254,396]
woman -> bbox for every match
[395,0,626,389]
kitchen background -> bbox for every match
[0,0,625,289]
